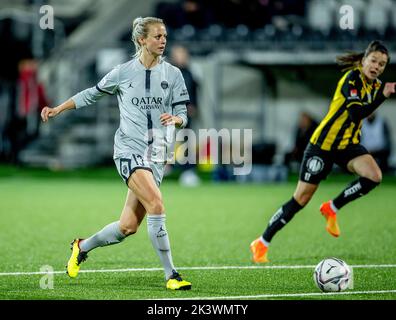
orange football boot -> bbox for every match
[320,201,341,237]
[250,238,269,263]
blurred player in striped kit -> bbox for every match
[250,41,396,263]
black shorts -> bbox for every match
[299,143,369,184]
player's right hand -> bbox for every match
[41,106,58,122]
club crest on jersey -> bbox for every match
[350,89,358,97]
[306,156,324,174]
[161,81,169,89]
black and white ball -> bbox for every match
[314,257,352,292]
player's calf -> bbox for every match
[332,177,380,210]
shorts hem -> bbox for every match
[125,166,153,186]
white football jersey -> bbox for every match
[71,58,189,162]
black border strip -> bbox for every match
[172,100,190,107]
[96,85,114,95]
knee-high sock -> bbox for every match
[332,177,380,210]
[147,214,175,280]
[79,221,126,252]
[262,197,303,243]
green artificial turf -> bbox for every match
[0,167,395,300]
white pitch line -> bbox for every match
[155,289,396,300]
[0,264,396,276]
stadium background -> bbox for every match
[0,0,395,301]
[1,0,396,173]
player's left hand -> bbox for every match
[160,113,182,127]
[383,82,396,98]
[41,106,59,122]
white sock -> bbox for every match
[79,221,126,252]
[260,236,270,247]
[330,200,339,213]
[147,214,176,280]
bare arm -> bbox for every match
[41,99,76,122]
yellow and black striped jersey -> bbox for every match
[310,67,385,151]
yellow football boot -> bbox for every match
[66,239,88,278]
[166,271,192,290]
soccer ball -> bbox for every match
[313,257,352,292]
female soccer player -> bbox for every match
[250,40,396,263]
[41,17,191,290]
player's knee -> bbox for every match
[147,196,165,214]
[294,192,313,206]
[298,195,312,206]
[360,164,382,184]
[150,203,165,214]
[360,172,382,185]
[366,170,382,184]
[119,223,138,236]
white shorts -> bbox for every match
[114,154,165,187]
